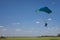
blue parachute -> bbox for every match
[35,7,52,14]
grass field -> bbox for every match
[0,37,60,40]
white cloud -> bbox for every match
[52,2,55,5]
[35,21,40,24]
[16,23,20,24]
[25,30,33,32]
[12,22,20,25]
[25,27,39,33]
[41,27,60,35]
[2,28,7,31]
[0,26,4,28]
[48,18,52,21]
[16,29,22,31]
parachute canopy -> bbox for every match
[35,7,52,14]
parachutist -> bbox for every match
[35,6,52,27]
[45,22,48,27]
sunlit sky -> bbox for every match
[0,0,60,36]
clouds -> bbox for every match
[39,27,60,36]
[2,28,7,31]
[51,1,56,5]
[0,25,60,36]
[35,21,40,24]
[0,21,60,36]
[0,26,7,31]
[15,26,60,36]
[5,22,22,28]
[15,29,22,32]
[48,18,52,21]
[0,26,4,28]
[12,22,20,25]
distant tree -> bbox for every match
[0,36,6,39]
[57,34,60,37]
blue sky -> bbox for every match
[0,0,60,36]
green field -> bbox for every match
[0,37,60,40]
